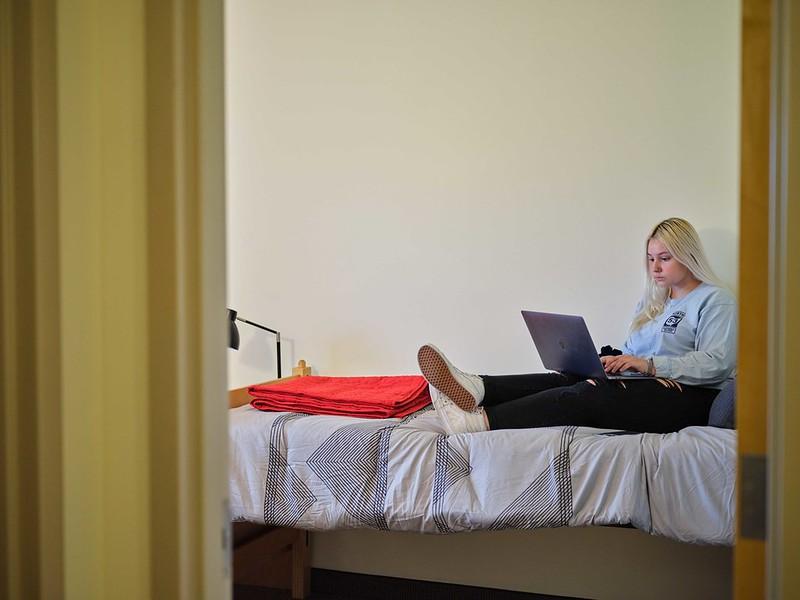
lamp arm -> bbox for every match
[235,316,282,378]
[276,339,282,379]
[236,317,280,341]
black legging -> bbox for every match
[481,373,718,434]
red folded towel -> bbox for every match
[249,375,431,418]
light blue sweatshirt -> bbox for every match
[621,283,737,389]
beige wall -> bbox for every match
[225,0,740,388]
[223,2,744,595]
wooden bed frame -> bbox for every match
[229,360,313,600]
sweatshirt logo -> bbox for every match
[662,311,686,334]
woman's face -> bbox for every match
[647,237,696,292]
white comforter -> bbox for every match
[229,405,735,545]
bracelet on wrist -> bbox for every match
[647,357,656,376]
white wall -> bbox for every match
[225,1,740,388]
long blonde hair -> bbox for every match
[630,217,724,332]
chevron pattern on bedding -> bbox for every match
[230,406,735,544]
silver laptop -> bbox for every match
[521,310,651,380]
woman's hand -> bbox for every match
[600,354,649,374]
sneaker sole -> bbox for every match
[417,345,477,412]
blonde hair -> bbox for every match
[630,217,724,331]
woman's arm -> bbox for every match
[651,301,737,386]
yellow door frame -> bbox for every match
[738,1,799,598]
[737,1,771,597]
[0,1,228,598]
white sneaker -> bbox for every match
[417,344,485,411]
[428,386,488,435]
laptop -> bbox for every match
[521,310,652,380]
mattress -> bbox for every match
[229,405,735,545]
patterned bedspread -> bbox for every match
[229,405,735,545]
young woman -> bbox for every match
[419,217,736,435]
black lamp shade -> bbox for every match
[228,309,240,350]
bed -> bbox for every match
[229,362,736,598]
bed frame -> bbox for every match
[229,360,313,599]
[229,360,732,600]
